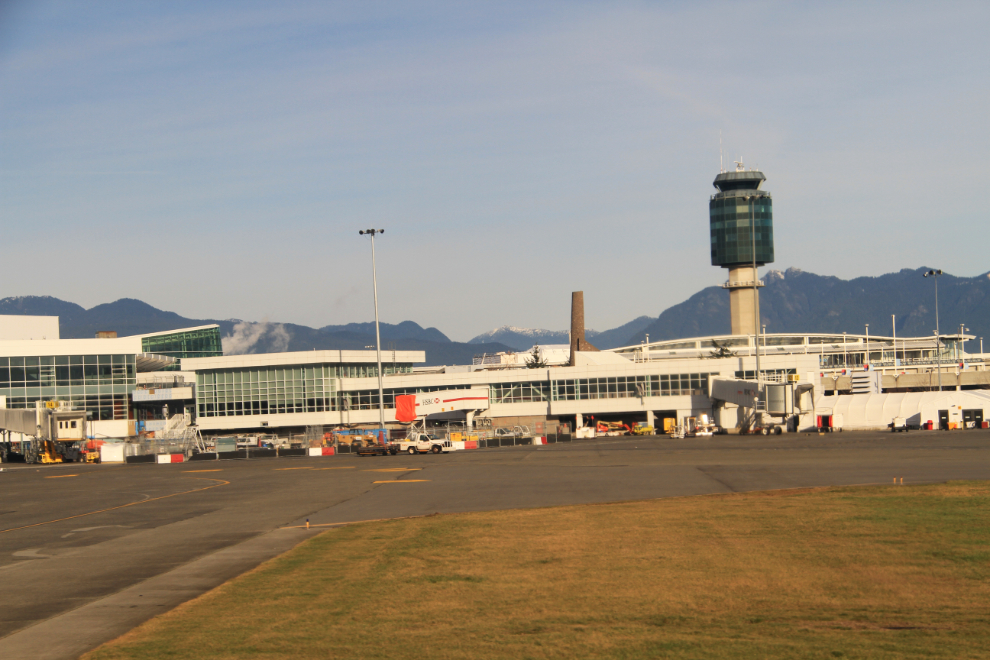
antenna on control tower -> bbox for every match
[719,130,724,173]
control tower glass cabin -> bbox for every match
[709,168,774,335]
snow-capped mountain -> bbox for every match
[468,326,600,351]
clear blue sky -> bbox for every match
[2,1,987,341]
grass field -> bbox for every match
[86,482,990,659]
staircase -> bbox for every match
[160,414,188,439]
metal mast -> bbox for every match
[360,229,387,432]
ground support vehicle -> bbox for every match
[888,417,910,432]
[596,421,630,436]
[631,422,654,436]
[394,431,449,454]
[351,436,398,456]
[494,425,530,439]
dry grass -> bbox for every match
[86,482,990,659]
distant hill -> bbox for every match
[4,267,987,368]
[467,316,654,351]
[631,267,990,345]
[0,296,509,367]
[320,321,450,344]
[0,295,85,320]
[592,316,655,349]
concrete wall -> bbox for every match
[0,315,60,341]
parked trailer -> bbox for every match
[351,435,398,456]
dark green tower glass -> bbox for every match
[709,170,774,267]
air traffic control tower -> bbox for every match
[710,164,774,335]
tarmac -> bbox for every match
[0,429,987,659]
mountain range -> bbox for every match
[632,267,990,344]
[0,296,511,367]
[2,267,986,365]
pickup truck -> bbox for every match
[394,431,451,455]
[888,417,910,432]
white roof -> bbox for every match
[182,349,426,371]
[575,351,633,366]
[815,391,990,428]
[133,324,219,338]
[0,336,144,357]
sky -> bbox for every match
[2,1,988,341]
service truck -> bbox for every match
[394,430,450,455]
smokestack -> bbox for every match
[569,291,598,366]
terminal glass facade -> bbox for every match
[0,354,135,420]
[490,381,550,404]
[143,327,223,370]
[196,362,416,418]
[197,365,337,417]
[709,194,774,267]
[552,373,712,401]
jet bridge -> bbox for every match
[0,408,39,436]
[710,378,816,432]
[0,403,90,463]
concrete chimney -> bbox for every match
[568,291,598,366]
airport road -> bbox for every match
[0,430,988,659]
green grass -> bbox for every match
[86,482,990,659]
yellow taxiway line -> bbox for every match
[0,477,230,534]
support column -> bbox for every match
[575,413,583,429]
[725,266,763,336]
[466,410,475,429]
[646,410,655,428]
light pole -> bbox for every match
[933,332,941,391]
[745,194,761,405]
[359,229,387,435]
[924,269,943,391]
[892,314,897,367]
[865,324,869,370]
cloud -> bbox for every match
[222,321,291,355]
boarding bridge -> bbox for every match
[0,408,39,436]
[0,403,90,463]
[711,378,816,432]
[394,388,490,425]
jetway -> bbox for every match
[394,388,490,425]
[0,402,90,463]
[710,378,816,432]
[0,408,39,436]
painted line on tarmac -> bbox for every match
[280,512,435,530]
[275,467,313,471]
[311,467,356,471]
[0,478,230,534]
[183,469,222,473]
[44,474,79,479]
[372,479,430,484]
[363,468,422,472]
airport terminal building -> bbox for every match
[2,164,988,449]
